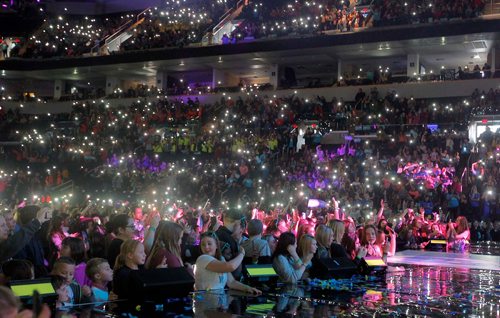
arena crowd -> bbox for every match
[0,83,498,313]
[0,0,498,317]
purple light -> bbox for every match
[2,4,8,8]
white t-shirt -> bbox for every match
[194,254,227,291]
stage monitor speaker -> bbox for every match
[10,278,58,312]
[244,264,278,283]
[312,257,358,279]
[129,267,194,301]
[10,278,56,299]
[359,256,387,275]
[426,239,448,251]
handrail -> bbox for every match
[90,7,151,54]
[202,1,245,45]
[136,7,150,22]
[214,7,235,31]
[212,0,245,36]
[105,7,151,47]
[105,19,134,43]
[91,18,133,53]
[90,20,127,53]
[210,12,233,36]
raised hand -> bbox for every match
[331,196,339,210]
[287,243,298,258]
[149,213,161,228]
[36,207,53,224]
[357,246,367,259]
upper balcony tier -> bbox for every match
[1,0,500,71]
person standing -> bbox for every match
[106,214,135,269]
[216,210,245,279]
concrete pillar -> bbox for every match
[212,68,225,89]
[54,80,64,101]
[268,64,278,90]
[407,54,420,78]
[155,71,168,92]
[105,76,120,96]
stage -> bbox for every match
[64,244,500,317]
[388,249,500,270]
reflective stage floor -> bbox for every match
[69,243,500,317]
[190,264,499,317]
[388,249,500,270]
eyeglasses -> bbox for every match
[220,242,230,251]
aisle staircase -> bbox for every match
[202,0,247,45]
[90,7,149,55]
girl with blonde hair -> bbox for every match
[297,234,317,280]
[113,239,146,300]
[314,225,333,259]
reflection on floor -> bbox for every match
[159,249,500,317]
[469,241,500,256]
[388,249,500,270]
[190,261,500,318]
[195,247,500,317]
